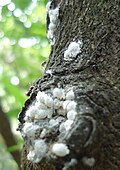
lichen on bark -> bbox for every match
[18,0,120,170]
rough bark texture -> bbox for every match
[19,0,120,169]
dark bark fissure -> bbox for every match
[19,0,120,170]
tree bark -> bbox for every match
[19,0,120,170]
[0,104,21,169]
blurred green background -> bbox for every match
[0,0,49,169]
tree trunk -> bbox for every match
[0,104,21,169]
[18,0,120,170]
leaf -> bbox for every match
[7,144,21,153]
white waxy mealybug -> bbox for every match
[35,102,47,110]
[23,123,39,137]
[82,157,95,167]
[49,8,59,23]
[27,150,35,161]
[49,23,56,31]
[46,1,51,12]
[34,139,48,162]
[44,95,54,108]
[36,91,46,103]
[67,110,77,120]
[68,41,80,51]
[47,109,53,118]
[54,98,62,109]
[29,140,48,163]
[66,90,74,100]
[37,92,54,108]
[40,128,47,138]
[47,7,59,45]
[47,30,54,44]
[63,100,71,110]
[52,143,70,157]
[34,109,48,119]
[59,122,65,132]
[46,69,52,75]
[63,120,74,131]
[25,106,37,118]
[64,41,82,61]
[49,119,58,126]
[53,88,64,99]
[62,158,77,170]
[66,101,76,111]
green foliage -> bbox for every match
[0,0,50,116]
[0,0,49,169]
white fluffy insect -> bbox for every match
[64,41,82,61]
[46,1,51,12]
[37,92,54,108]
[52,143,70,157]
[34,139,48,162]
[66,101,76,111]
[62,158,77,170]
[36,91,46,103]
[67,110,77,120]
[49,8,59,23]
[53,88,65,99]
[49,23,56,31]
[49,119,58,126]
[40,128,47,138]
[27,150,35,162]
[82,157,95,167]
[44,95,54,108]
[49,116,64,127]
[66,90,74,100]
[63,100,71,110]
[63,120,74,131]
[35,102,47,110]
[23,123,39,137]
[47,109,53,118]
[25,106,38,119]
[54,98,62,109]
[34,109,48,119]
[68,41,81,51]
[46,69,52,75]
[59,122,65,132]
[59,120,74,132]
[47,30,55,45]
[47,7,59,45]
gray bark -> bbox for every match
[18,0,120,169]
